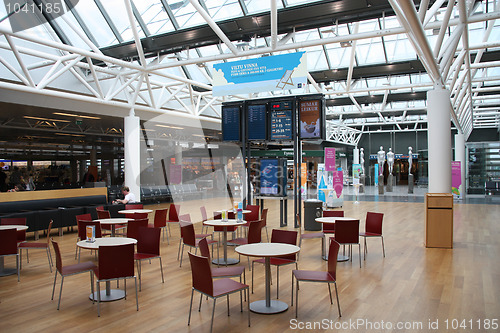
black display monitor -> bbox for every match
[247,104,267,140]
[258,158,287,197]
[299,99,324,139]
[269,100,293,141]
[222,105,241,141]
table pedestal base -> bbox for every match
[212,258,240,265]
[249,300,288,314]
[322,254,350,262]
[89,289,125,302]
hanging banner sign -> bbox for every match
[452,161,461,197]
[332,171,343,198]
[325,148,336,171]
[212,52,307,96]
[301,163,307,199]
[374,164,379,185]
[353,164,361,185]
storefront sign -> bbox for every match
[325,148,336,171]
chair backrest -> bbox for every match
[365,212,384,235]
[198,237,211,261]
[180,222,196,247]
[51,239,63,274]
[245,205,259,222]
[200,206,208,222]
[327,240,340,280]
[213,212,222,220]
[261,208,268,227]
[212,212,237,232]
[127,218,149,239]
[136,227,160,255]
[132,212,148,219]
[188,252,213,296]
[270,229,298,261]
[1,217,26,242]
[153,208,167,228]
[76,213,92,223]
[97,210,111,219]
[96,206,105,211]
[78,220,102,240]
[168,204,180,221]
[247,220,263,244]
[227,211,235,220]
[0,228,17,256]
[334,219,360,244]
[323,210,344,232]
[98,243,135,280]
[179,214,191,223]
[125,204,143,210]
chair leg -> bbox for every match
[90,272,94,304]
[57,276,64,310]
[188,289,194,326]
[276,266,280,299]
[16,253,19,282]
[247,288,250,327]
[51,272,57,301]
[159,257,164,283]
[179,244,184,267]
[210,298,217,333]
[251,261,254,294]
[199,293,203,311]
[291,274,294,306]
[381,236,385,257]
[364,237,367,260]
[327,283,333,304]
[295,280,299,318]
[47,248,53,272]
[226,294,230,316]
[177,239,182,261]
[97,281,101,317]
[358,244,361,267]
[137,260,142,291]
[334,282,341,317]
[134,277,139,311]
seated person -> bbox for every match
[112,186,137,204]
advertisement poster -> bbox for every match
[452,161,461,198]
[332,171,343,198]
[301,163,307,199]
[325,147,336,171]
[300,100,321,139]
[353,163,361,185]
[169,165,182,185]
[213,52,307,96]
[260,159,279,195]
[317,163,326,203]
[374,164,379,185]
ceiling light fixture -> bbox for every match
[155,124,184,130]
[24,116,70,123]
[53,112,101,120]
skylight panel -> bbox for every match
[243,0,283,15]
[205,0,243,22]
[72,0,117,47]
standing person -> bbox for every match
[112,186,137,204]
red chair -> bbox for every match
[0,228,20,281]
[177,214,212,262]
[150,208,168,242]
[178,222,217,267]
[212,211,238,243]
[322,210,344,235]
[76,220,102,262]
[96,209,110,220]
[297,214,325,258]
[334,219,361,268]
[1,217,26,244]
[359,212,385,260]
[93,243,138,317]
[198,237,246,301]
[75,213,92,258]
[166,204,180,238]
[125,204,143,210]
[96,209,124,236]
[252,229,298,297]
[187,252,250,333]
[230,220,263,269]
[51,239,96,310]
[134,227,164,291]
[126,218,149,240]
[291,240,341,318]
[200,206,210,234]
[19,220,53,272]
[261,208,269,242]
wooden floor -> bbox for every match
[1,197,499,332]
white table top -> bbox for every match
[95,218,131,225]
[77,237,137,250]
[204,219,247,227]
[0,225,29,231]
[236,243,300,258]
[118,209,153,214]
[216,209,251,214]
[315,217,358,224]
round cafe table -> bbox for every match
[0,225,28,277]
[118,209,153,215]
[95,218,131,237]
[203,219,247,265]
[77,237,137,302]
[236,243,300,314]
[315,217,357,262]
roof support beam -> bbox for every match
[271,0,278,50]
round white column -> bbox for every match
[124,113,141,202]
[353,147,360,165]
[427,87,452,193]
[454,132,466,198]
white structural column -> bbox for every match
[124,112,141,202]
[454,132,466,198]
[353,147,360,165]
[427,87,452,193]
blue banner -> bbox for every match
[212,52,307,96]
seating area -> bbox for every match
[0,198,497,333]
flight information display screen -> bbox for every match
[269,101,293,141]
[247,104,267,140]
[222,106,241,141]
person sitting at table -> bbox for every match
[113,186,137,204]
